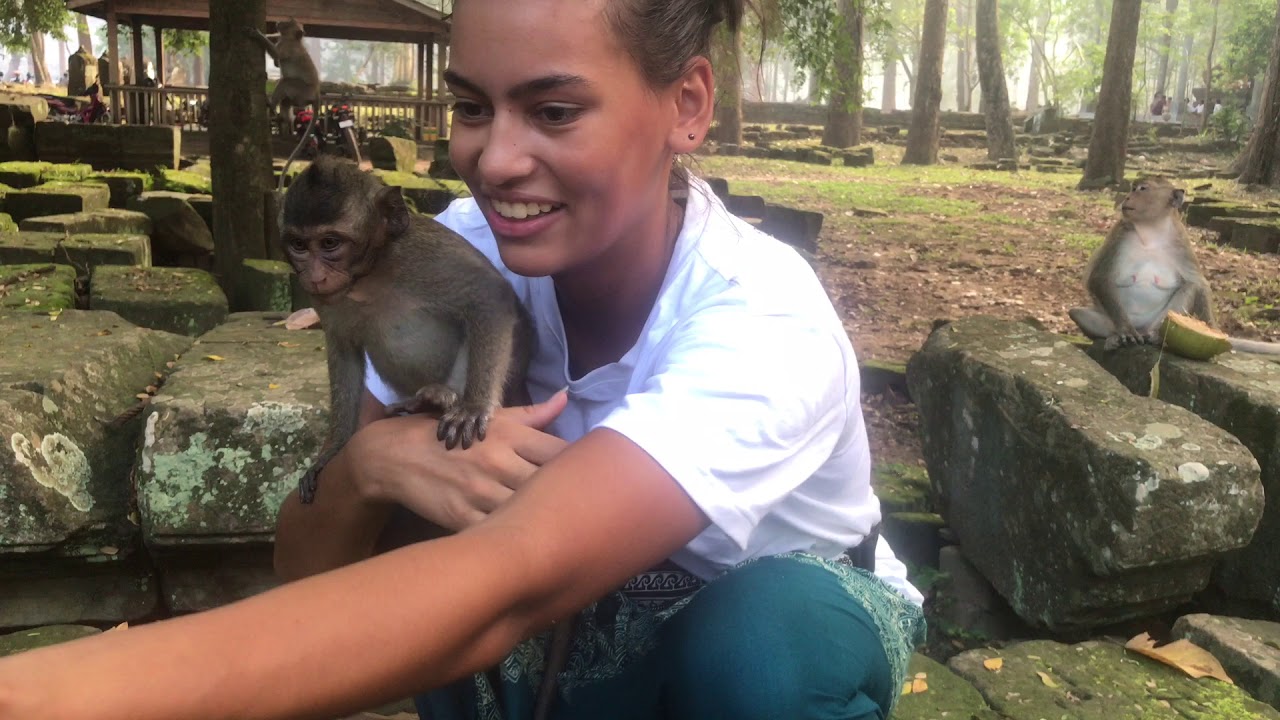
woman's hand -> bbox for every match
[349,390,570,532]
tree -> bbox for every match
[1232,1,1280,185]
[975,0,1016,161]
[823,0,865,147]
[1155,0,1179,94]
[209,0,273,306]
[76,14,91,54]
[953,0,975,112]
[0,0,68,84]
[1078,0,1143,189]
[1199,0,1221,132]
[881,32,898,110]
[712,19,744,145]
[902,0,947,164]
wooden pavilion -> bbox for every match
[64,0,452,139]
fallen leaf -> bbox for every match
[99,546,118,556]
[1149,362,1161,399]
[204,355,226,362]
[135,393,150,400]
[268,383,280,390]
[1037,670,1059,688]
[1125,632,1234,684]
[96,329,112,336]
[278,341,300,348]
[284,307,321,330]
[107,622,129,632]
[983,657,1004,671]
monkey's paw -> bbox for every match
[298,465,322,504]
[437,403,494,450]
[387,384,459,416]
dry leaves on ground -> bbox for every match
[1125,632,1234,684]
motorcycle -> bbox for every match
[292,106,323,158]
[41,81,110,124]
[326,100,362,164]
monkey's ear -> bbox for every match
[1171,189,1186,209]
[376,186,411,238]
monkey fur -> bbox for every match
[1069,175,1280,356]
[281,155,534,503]
[281,155,572,720]
[249,18,322,190]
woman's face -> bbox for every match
[445,0,681,278]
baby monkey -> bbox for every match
[1070,175,1280,355]
[281,156,534,504]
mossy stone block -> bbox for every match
[156,168,212,194]
[40,163,93,183]
[185,194,214,231]
[0,263,77,313]
[0,161,51,189]
[4,182,110,223]
[0,212,14,234]
[0,231,150,273]
[90,265,227,336]
[0,625,100,658]
[238,259,294,312]
[19,208,152,236]
[87,171,153,208]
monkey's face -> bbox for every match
[283,230,356,300]
[1120,178,1184,224]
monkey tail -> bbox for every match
[1229,337,1280,356]
[278,105,319,192]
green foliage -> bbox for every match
[771,0,888,107]
[378,117,414,139]
[0,0,69,49]
[1209,105,1248,149]
[1220,0,1275,86]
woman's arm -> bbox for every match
[0,427,708,720]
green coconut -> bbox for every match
[1160,311,1231,361]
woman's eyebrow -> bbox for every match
[444,69,592,100]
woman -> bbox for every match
[0,1,925,718]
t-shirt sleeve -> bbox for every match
[596,307,852,552]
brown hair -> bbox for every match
[603,0,744,88]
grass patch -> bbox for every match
[156,168,212,194]
[1064,233,1104,251]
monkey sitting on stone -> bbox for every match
[280,155,534,504]
[1069,175,1280,355]
[249,18,322,190]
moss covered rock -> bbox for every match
[0,263,77,313]
[90,266,227,336]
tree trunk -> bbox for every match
[1155,0,1178,94]
[1172,34,1192,121]
[77,16,94,55]
[882,34,898,111]
[976,0,1016,161]
[902,0,948,164]
[29,35,50,85]
[954,0,972,112]
[1079,0,1143,188]
[1199,0,1220,132]
[209,0,273,306]
[823,0,865,148]
[713,20,743,145]
[1026,46,1041,112]
[1233,1,1280,184]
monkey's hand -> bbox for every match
[438,402,496,450]
[387,383,459,416]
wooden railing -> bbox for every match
[102,84,449,140]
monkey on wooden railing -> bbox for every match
[1069,175,1280,356]
[248,18,321,190]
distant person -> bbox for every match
[1149,92,1167,119]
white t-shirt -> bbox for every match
[364,177,923,606]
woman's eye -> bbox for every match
[452,101,490,120]
[538,105,580,125]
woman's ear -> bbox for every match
[670,56,716,153]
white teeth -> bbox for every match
[493,200,560,219]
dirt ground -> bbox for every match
[698,143,1280,471]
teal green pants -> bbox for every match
[414,553,926,720]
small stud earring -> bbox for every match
[688,133,696,140]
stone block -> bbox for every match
[152,545,281,614]
[0,161,51,189]
[0,231,150,274]
[757,203,823,254]
[401,186,457,215]
[34,121,180,171]
[724,194,766,219]
[184,194,214,231]
[127,192,215,263]
[90,266,227,337]
[86,171,154,208]
[2,126,35,162]
[1090,346,1280,614]
[1173,613,1280,710]
[238,259,293,312]
[0,212,14,233]
[0,263,77,313]
[427,138,458,180]
[934,545,1028,642]
[0,625,100,657]
[949,639,1280,719]
[155,168,212,194]
[0,310,192,554]
[1185,201,1276,229]
[136,312,328,549]
[369,135,419,174]
[0,556,159,631]
[906,316,1263,630]
[1226,218,1280,254]
[19,208,153,236]
[894,653,999,720]
[40,163,93,183]
[3,182,110,223]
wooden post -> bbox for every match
[415,41,425,141]
[106,0,120,122]
[154,26,165,84]
[436,42,448,138]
